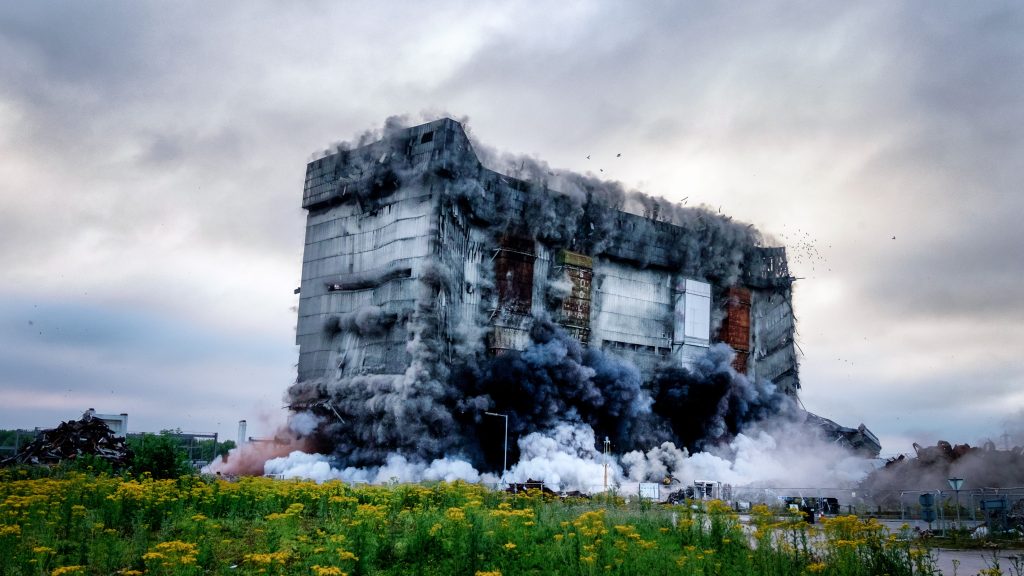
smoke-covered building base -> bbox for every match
[288,117,879,473]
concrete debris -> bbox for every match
[0,411,132,468]
[859,441,1024,502]
[504,478,557,495]
[502,478,591,499]
[802,412,881,458]
[666,489,687,504]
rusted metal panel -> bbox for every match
[494,236,535,316]
[560,326,590,345]
[560,298,591,322]
[490,234,534,353]
[556,250,592,345]
[719,286,751,373]
[733,351,749,374]
[563,266,592,300]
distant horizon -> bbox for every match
[1,405,1012,461]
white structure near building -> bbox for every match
[84,409,128,437]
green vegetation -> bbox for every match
[0,430,38,459]
[126,433,192,479]
[0,469,943,576]
[1,428,235,477]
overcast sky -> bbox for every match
[1,1,1021,454]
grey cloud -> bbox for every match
[804,367,1022,450]
[0,296,296,433]
[856,221,1024,321]
[0,298,290,365]
[0,3,161,86]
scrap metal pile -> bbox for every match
[0,411,132,468]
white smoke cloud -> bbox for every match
[621,418,875,488]
[287,411,322,436]
[545,273,574,302]
[264,451,344,482]
[257,416,874,494]
[620,442,690,483]
[263,451,498,485]
[261,424,625,492]
[508,423,624,492]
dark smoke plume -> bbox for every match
[652,345,800,451]
[294,318,797,473]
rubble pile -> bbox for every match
[504,478,557,496]
[0,412,132,468]
[499,479,593,499]
[858,440,1024,504]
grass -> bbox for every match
[0,467,943,575]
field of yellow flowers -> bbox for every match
[0,467,937,576]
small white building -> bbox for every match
[84,409,128,437]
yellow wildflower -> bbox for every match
[0,525,21,536]
[244,550,292,566]
[312,566,346,576]
[144,540,199,568]
[337,550,359,562]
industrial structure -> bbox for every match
[296,119,796,388]
[291,118,879,460]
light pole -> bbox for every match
[603,436,611,493]
[948,478,964,527]
[484,412,508,487]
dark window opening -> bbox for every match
[420,131,434,144]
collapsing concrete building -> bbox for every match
[289,118,878,469]
[296,118,796,388]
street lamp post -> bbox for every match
[484,412,508,487]
[603,436,611,493]
[948,478,964,527]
